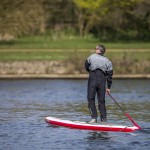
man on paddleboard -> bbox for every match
[85,44,113,123]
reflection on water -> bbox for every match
[0,79,150,150]
[86,132,111,140]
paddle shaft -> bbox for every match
[108,93,141,129]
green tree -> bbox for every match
[0,0,149,41]
[44,0,75,29]
[73,0,106,36]
[100,0,150,41]
[73,0,150,41]
[0,0,46,41]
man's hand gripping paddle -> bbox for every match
[107,93,141,129]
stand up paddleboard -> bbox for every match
[45,116,140,132]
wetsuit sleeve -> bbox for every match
[106,70,113,89]
[85,60,90,72]
[106,61,113,89]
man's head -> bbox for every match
[95,44,106,54]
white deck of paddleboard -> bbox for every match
[46,116,138,130]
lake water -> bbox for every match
[0,79,150,150]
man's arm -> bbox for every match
[105,70,113,95]
[106,70,113,89]
[85,60,90,72]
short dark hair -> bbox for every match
[95,44,106,54]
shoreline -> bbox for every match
[0,74,150,79]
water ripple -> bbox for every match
[0,79,149,150]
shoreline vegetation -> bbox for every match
[0,37,149,79]
[0,59,149,79]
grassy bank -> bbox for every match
[0,35,150,49]
[1,50,149,74]
[0,49,149,62]
[0,36,150,61]
[0,36,149,74]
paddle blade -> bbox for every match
[125,113,141,129]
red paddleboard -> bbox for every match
[45,116,140,132]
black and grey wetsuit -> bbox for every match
[85,53,113,120]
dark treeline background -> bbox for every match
[0,0,150,41]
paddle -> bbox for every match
[108,93,141,129]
